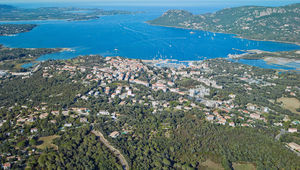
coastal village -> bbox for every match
[1,55,300,168]
[0,2,300,169]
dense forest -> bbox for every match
[28,127,122,169]
[93,108,300,169]
[0,67,87,107]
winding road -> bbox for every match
[91,130,130,170]
[275,129,287,141]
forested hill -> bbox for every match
[148,3,300,44]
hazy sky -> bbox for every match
[1,0,299,6]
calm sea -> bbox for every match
[0,4,299,70]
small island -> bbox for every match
[148,3,300,45]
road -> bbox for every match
[275,129,300,156]
[275,129,287,141]
[91,130,130,170]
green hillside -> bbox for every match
[149,3,300,44]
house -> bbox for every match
[62,111,69,116]
[202,100,216,108]
[39,113,49,119]
[133,79,149,87]
[229,122,235,127]
[2,162,11,170]
[218,118,226,125]
[241,123,250,127]
[116,86,122,94]
[28,117,36,122]
[292,120,300,125]
[229,94,236,99]
[73,108,90,115]
[51,111,60,116]
[98,110,110,116]
[105,87,110,94]
[175,106,182,110]
[64,123,72,127]
[167,81,175,87]
[288,128,298,133]
[50,120,57,124]
[287,142,300,152]
[109,131,120,138]
[30,128,38,133]
[119,101,126,105]
[17,118,26,123]
[263,107,269,113]
[206,115,214,121]
[80,117,88,123]
[283,115,290,122]
[127,89,134,96]
[247,104,256,111]
[250,113,260,119]
[152,83,167,92]
[274,122,283,126]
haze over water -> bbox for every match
[0,3,299,69]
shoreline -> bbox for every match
[263,57,300,65]
[0,17,99,23]
[147,22,300,46]
[0,45,74,70]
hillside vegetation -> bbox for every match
[149,3,300,44]
[0,24,36,36]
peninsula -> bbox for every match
[0,45,64,72]
[148,3,300,44]
[0,4,131,21]
[0,24,37,36]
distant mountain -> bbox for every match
[148,3,300,44]
[0,4,132,21]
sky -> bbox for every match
[1,0,299,7]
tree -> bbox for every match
[17,140,28,148]
[162,158,171,166]
[29,138,37,146]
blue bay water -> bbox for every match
[0,6,299,70]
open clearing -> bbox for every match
[201,159,224,170]
[278,97,300,115]
[37,135,60,150]
[233,163,256,170]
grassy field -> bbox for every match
[37,135,60,150]
[278,97,300,115]
[233,163,256,170]
[200,159,224,170]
